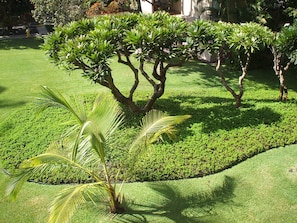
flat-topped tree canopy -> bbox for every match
[44,12,189,113]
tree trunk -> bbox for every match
[235,95,241,108]
[216,53,241,107]
[272,47,290,101]
[215,52,250,108]
[108,186,124,214]
[278,69,288,101]
[95,58,167,113]
[97,75,142,113]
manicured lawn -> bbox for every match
[0,38,101,121]
[1,38,297,222]
[1,145,297,222]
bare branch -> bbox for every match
[139,59,156,87]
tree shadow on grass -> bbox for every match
[0,86,26,112]
[0,86,6,94]
[155,95,281,134]
[0,86,26,110]
[168,61,222,88]
[0,100,26,110]
[0,38,43,50]
[116,176,236,223]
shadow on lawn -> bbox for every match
[0,86,5,94]
[0,86,26,110]
[0,38,43,50]
[0,99,26,110]
[169,60,222,89]
[173,60,297,94]
[117,176,236,223]
[154,95,281,134]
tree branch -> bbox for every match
[117,51,139,100]
[139,59,156,87]
[216,53,237,99]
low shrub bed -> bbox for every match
[1,89,297,184]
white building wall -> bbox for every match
[140,0,214,19]
[140,0,154,14]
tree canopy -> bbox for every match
[212,0,296,30]
[44,12,189,113]
[188,20,273,107]
[30,0,91,26]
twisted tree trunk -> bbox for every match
[272,47,290,101]
[216,52,250,108]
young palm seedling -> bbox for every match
[5,86,190,223]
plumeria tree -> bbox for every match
[271,21,297,100]
[44,12,189,113]
[188,20,273,108]
[6,86,190,222]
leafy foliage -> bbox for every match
[188,20,274,107]
[2,86,297,183]
[29,0,91,26]
[270,21,297,100]
[44,12,189,113]
[5,86,189,220]
[248,0,297,31]
[0,0,33,29]
[274,21,297,64]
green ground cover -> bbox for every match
[1,38,297,222]
[1,145,297,223]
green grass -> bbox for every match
[2,60,297,182]
[1,144,297,223]
[1,38,297,222]
[0,38,102,121]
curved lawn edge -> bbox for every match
[1,144,297,223]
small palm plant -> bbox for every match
[5,86,190,223]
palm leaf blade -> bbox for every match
[48,183,104,223]
[130,110,190,154]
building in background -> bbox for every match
[140,0,214,20]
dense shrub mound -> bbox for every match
[1,90,297,184]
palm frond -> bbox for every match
[36,86,87,124]
[88,94,124,141]
[72,120,92,161]
[36,87,124,167]
[75,94,124,164]
[5,168,33,201]
[5,153,104,201]
[130,110,190,154]
[48,183,105,223]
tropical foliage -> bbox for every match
[0,0,33,29]
[188,20,274,107]
[5,86,190,221]
[249,0,297,30]
[29,0,91,26]
[211,0,297,29]
[44,12,189,113]
[271,21,297,100]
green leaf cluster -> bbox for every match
[188,20,274,55]
[44,12,188,84]
[274,21,297,64]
